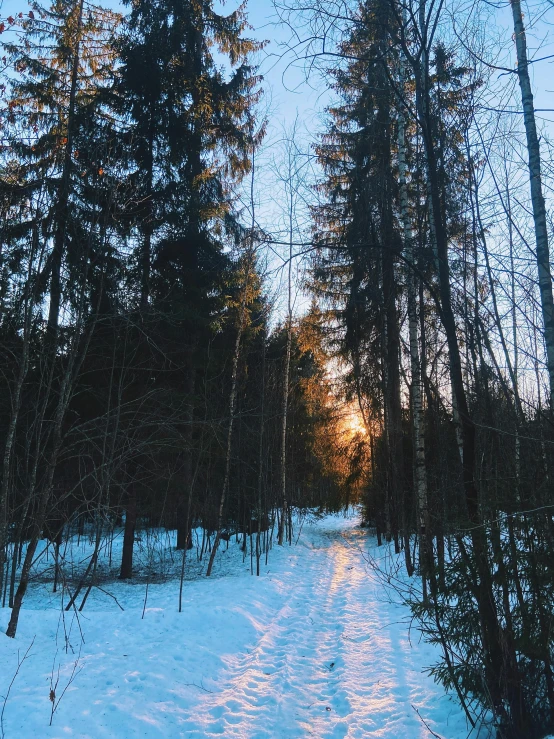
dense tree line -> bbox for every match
[303,0,554,735]
[0,0,363,639]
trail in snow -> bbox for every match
[0,514,479,738]
[184,519,471,739]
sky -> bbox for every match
[0,0,327,132]
[1,0,552,190]
[0,0,326,314]
[1,0,554,320]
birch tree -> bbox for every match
[509,0,554,410]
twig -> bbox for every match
[0,636,35,739]
[411,704,445,739]
[49,646,83,726]
[180,681,214,694]
[93,585,124,611]
[142,581,149,619]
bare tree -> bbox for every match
[509,0,554,410]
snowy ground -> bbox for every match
[0,513,486,738]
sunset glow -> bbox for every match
[343,406,368,438]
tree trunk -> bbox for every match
[7,305,90,637]
[0,217,40,599]
[510,0,554,410]
[278,153,295,547]
[414,18,528,728]
[206,265,250,576]
[397,70,429,588]
[120,489,137,580]
[140,105,156,312]
[256,331,266,576]
[380,76,404,561]
[47,0,85,339]
[177,361,196,550]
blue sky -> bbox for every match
[2,0,553,316]
[1,0,551,158]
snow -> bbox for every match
[0,513,483,738]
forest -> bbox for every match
[0,0,553,737]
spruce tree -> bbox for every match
[0,0,119,625]
[312,0,408,551]
[113,0,263,551]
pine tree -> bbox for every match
[112,0,264,557]
[312,0,409,553]
[1,0,119,329]
[116,0,262,312]
[0,0,119,632]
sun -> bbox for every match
[343,406,368,439]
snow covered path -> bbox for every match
[185,520,465,739]
[0,515,474,738]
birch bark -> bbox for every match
[511,0,554,409]
[397,69,430,590]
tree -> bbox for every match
[509,0,554,410]
[114,0,263,557]
[0,0,120,635]
[312,0,410,556]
